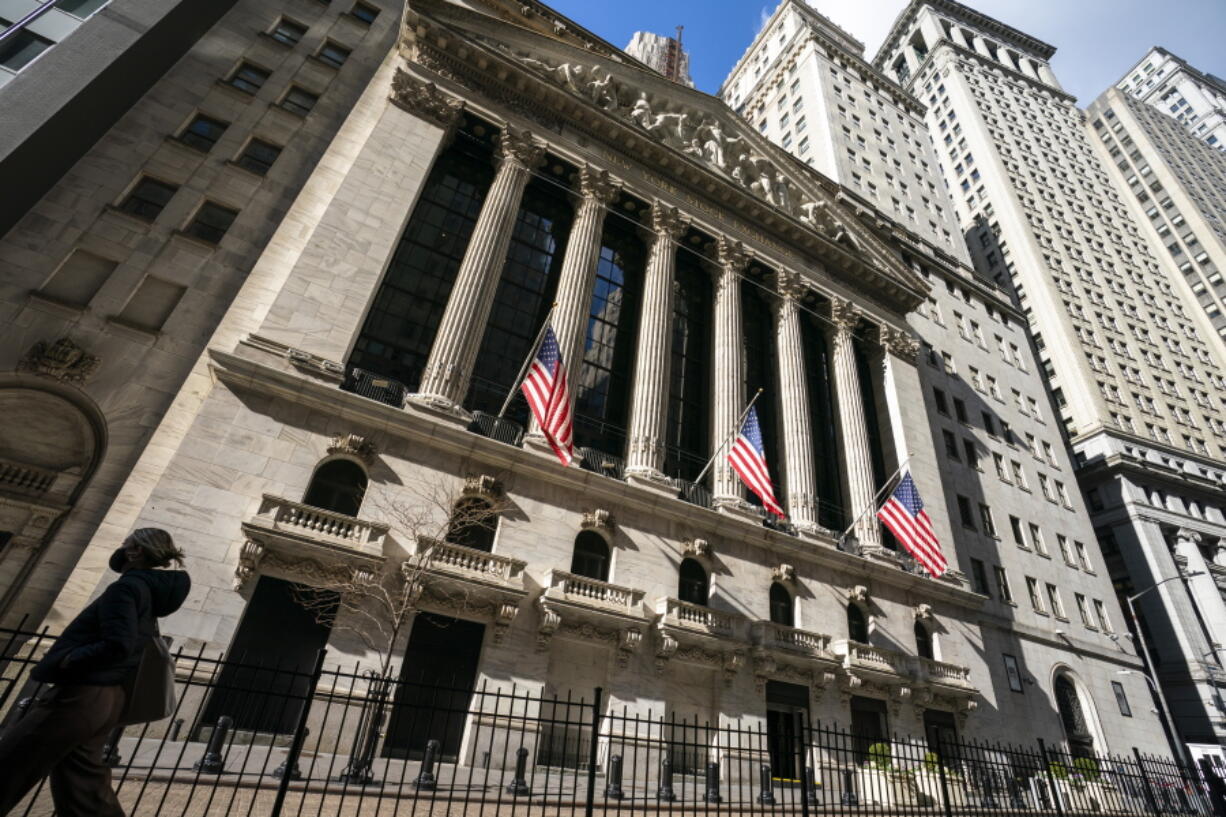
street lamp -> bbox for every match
[1125,571,1204,769]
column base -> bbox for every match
[405,393,473,426]
[625,468,676,497]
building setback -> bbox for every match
[1115,47,1226,152]
[876,0,1226,753]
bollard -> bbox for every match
[168,718,185,742]
[506,746,532,796]
[101,725,124,768]
[193,716,232,774]
[414,739,440,791]
[1007,775,1026,810]
[605,754,624,800]
[806,765,819,806]
[272,728,308,780]
[657,756,676,802]
[979,766,998,808]
[704,760,722,803]
[840,767,859,806]
[758,763,776,805]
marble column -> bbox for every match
[526,165,618,446]
[625,203,687,486]
[1173,529,1226,655]
[413,126,545,414]
[830,298,881,548]
[711,237,748,506]
[774,272,819,533]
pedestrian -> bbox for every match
[0,528,190,816]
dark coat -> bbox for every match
[32,550,190,686]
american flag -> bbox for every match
[521,326,573,467]
[876,472,947,578]
[728,405,786,518]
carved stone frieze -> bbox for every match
[390,68,465,128]
[772,563,796,584]
[580,509,614,533]
[327,433,378,464]
[19,338,100,384]
[848,584,869,604]
[683,538,712,560]
[234,539,266,590]
[880,326,921,362]
[913,603,933,621]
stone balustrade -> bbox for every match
[752,620,833,657]
[424,539,526,582]
[254,494,388,552]
[656,597,737,637]
[546,569,644,611]
[916,656,975,689]
[0,459,56,497]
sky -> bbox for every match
[544,0,1226,104]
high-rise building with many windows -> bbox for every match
[876,0,1226,754]
[1115,47,1226,152]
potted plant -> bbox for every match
[912,750,970,807]
[855,743,917,807]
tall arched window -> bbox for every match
[570,531,611,582]
[302,460,367,517]
[678,558,709,606]
[769,583,794,627]
[664,249,712,482]
[1055,673,1095,757]
[915,621,934,660]
[445,497,497,552]
[847,603,869,644]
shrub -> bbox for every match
[1048,761,1069,779]
[1073,756,1101,782]
[923,751,941,772]
[868,742,893,770]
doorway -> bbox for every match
[923,709,959,762]
[849,696,889,764]
[766,680,809,780]
[383,614,485,759]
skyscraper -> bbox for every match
[1116,47,1226,151]
[624,29,693,87]
[877,0,1226,753]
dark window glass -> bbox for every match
[228,61,270,94]
[317,41,350,68]
[678,558,708,606]
[0,23,51,71]
[348,124,495,389]
[467,179,573,419]
[350,2,379,23]
[915,621,933,659]
[236,139,282,176]
[573,225,645,458]
[802,312,843,528]
[664,251,712,482]
[742,280,781,510]
[119,177,179,221]
[570,531,610,582]
[445,498,497,552]
[302,460,367,516]
[270,17,307,45]
[847,603,869,643]
[854,335,894,548]
[56,0,110,17]
[185,201,239,244]
[769,583,793,626]
[179,114,229,152]
[970,558,990,596]
[281,86,319,116]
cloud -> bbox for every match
[755,5,773,35]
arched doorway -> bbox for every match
[1054,672,1096,757]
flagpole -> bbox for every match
[498,303,558,419]
[692,389,764,488]
[837,453,912,545]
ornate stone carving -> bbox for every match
[234,539,265,590]
[772,564,796,584]
[390,68,464,128]
[829,298,862,333]
[723,651,746,686]
[913,603,933,621]
[492,601,520,644]
[775,270,808,302]
[849,584,869,604]
[576,164,619,205]
[463,474,503,499]
[683,538,712,560]
[537,602,562,651]
[880,326,921,362]
[715,235,749,276]
[327,434,377,464]
[19,338,99,384]
[580,509,614,533]
[1175,528,1204,550]
[654,632,679,673]
[618,627,642,667]
[495,126,547,171]
[649,202,687,240]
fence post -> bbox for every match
[934,739,955,817]
[1037,739,1066,817]
[1132,747,1163,816]
[584,687,602,817]
[269,650,326,817]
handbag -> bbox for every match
[117,580,178,726]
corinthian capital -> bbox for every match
[496,126,547,170]
[716,236,749,273]
[776,270,808,302]
[649,202,687,241]
[390,68,464,128]
[829,297,862,333]
[577,165,619,205]
[880,326,921,361]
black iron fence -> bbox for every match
[2,623,1224,817]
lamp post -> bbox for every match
[1125,571,1204,769]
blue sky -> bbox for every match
[545,0,1226,105]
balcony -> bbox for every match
[412,538,529,639]
[654,597,748,678]
[915,656,978,700]
[537,570,650,659]
[752,621,837,662]
[751,621,841,691]
[241,495,388,563]
[831,639,913,688]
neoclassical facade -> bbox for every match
[39,0,1160,761]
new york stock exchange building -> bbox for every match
[30,0,1162,773]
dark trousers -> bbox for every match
[0,683,126,817]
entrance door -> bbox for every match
[923,709,959,762]
[766,680,809,781]
[849,696,889,765]
[204,576,335,735]
[383,614,485,759]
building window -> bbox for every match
[269,17,308,46]
[1026,577,1043,612]
[185,201,239,244]
[933,388,949,415]
[1093,599,1113,632]
[970,559,990,597]
[993,566,1013,603]
[915,621,934,660]
[1045,583,1066,619]
[1111,681,1132,716]
[953,398,968,423]
[943,429,960,460]
[678,558,709,606]
[570,531,610,582]
[280,86,319,116]
[302,460,367,516]
[115,276,185,332]
[227,61,271,94]
[0,24,52,72]
[847,602,869,643]
[957,495,976,529]
[178,114,229,153]
[235,138,283,176]
[1075,593,1094,628]
[1009,516,1026,548]
[316,41,351,68]
[350,2,379,24]
[38,249,116,307]
[1074,541,1092,572]
[979,503,997,537]
[445,497,498,552]
[663,252,713,482]
[118,177,179,221]
[963,439,979,470]
[769,583,794,627]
